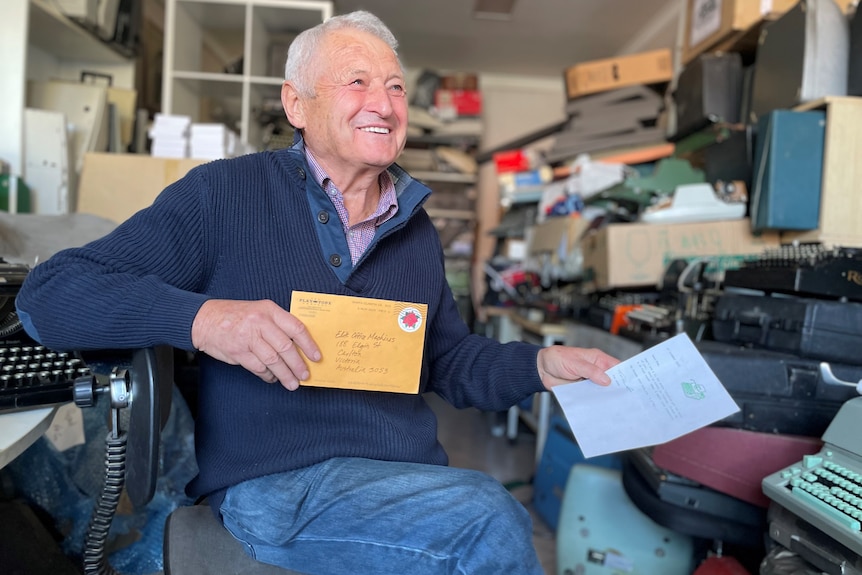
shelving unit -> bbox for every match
[162,0,333,150]
[5,0,138,213]
[414,169,479,322]
[28,0,134,65]
[399,126,482,321]
[26,0,138,91]
[419,170,477,253]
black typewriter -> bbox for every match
[0,260,91,413]
[723,244,862,302]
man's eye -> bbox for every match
[389,84,405,94]
[351,79,365,86]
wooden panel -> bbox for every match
[77,152,207,223]
[783,97,862,247]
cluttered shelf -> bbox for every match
[161,0,334,149]
[477,2,862,572]
[480,0,862,316]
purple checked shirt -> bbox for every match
[305,150,399,264]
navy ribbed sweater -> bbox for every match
[16,143,544,500]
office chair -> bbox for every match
[78,347,304,575]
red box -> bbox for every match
[493,150,530,174]
[435,89,482,117]
[652,426,822,508]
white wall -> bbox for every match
[473,73,568,313]
[479,74,566,149]
[26,45,136,89]
[1,0,29,176]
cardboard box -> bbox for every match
[834,0,857,12]
[435,89,482,117]
[528,216,590,260]
[564,49,673,100]
[440,73,479,91]
[493,149,531,174]
[77,153,207,223]
[581,218,780,290]
[781,97,862,247]
[683,0,798,64]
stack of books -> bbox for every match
[547,85,665,164]
[148,114,190,158]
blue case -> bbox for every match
[557,465,694,575]
[532,416,622,531]
[751,110,825,231]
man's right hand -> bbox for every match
[191,299,321,391]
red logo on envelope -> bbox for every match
[399,307,423,333]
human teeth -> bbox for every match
[361,127,389,134]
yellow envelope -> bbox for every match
[289,291,428,393]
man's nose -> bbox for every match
[366,82,393,116]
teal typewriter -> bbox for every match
[763,396,862,559]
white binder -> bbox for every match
[23,109,73,215]
[27,80,109,180]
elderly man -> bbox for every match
[16,10,618,575]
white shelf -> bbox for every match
[426,208,476,221]
[17,0,137,214]
[28,0,133,64]
[412,170,477,184]
[172,71,245,83]
[163,0,333,149]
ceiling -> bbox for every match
[332,0,684,77]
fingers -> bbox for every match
[574,348,621,381]
[537,346,620,389]
[574,358,614,386]
[255,320,317,391]
[192,299,321,390]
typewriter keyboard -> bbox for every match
[0,343,91,412]
[785,458,862,531]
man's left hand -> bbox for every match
[536,346,620,390]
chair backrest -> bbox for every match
[114,347,303,574]
[81,346,175,506]
[164,505,305,575]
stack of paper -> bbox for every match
[148,114,190,158]
[190,123,235,160]
[547,85,665,164]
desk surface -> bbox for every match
[0,408,56,469]
[565,324,644,361]
[485,307,645,358]
[507,313,569,338]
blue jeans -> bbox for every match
[219,457,544,575]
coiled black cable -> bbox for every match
[0,307,23,339]
[82,431,127,575]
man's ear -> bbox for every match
[281,82,306,129]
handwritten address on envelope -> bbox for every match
[289,291,428,393]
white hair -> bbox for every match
[284,10,402,97]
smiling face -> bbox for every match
[282,28,408,183]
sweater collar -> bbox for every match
[286,134,430,205]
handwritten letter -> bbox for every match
[552,333,739,458]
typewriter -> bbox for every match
[723,244,862,302]
[762,396,862,558]
[0,260,91,413]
